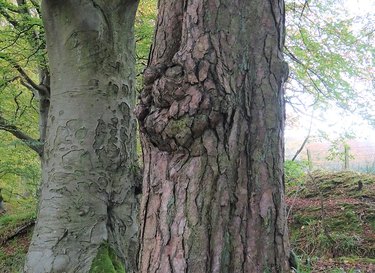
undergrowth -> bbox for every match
[0,170,374,272]
[287,170,375,272]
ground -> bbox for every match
[0,203,35,273]
[286,170,375,273]
[0,170,374,272]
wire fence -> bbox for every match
[285,140,375,173]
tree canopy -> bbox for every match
[285,0,374,124]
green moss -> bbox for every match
[297,171,375,199]
[165,116,193,135]
[293,213,317,226]
[89,244,125,273]
[364,211,375,231]
[337,256,375,264]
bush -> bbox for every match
[285,160,308,186]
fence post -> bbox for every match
[307,149,313,171]
[344,144,350,170]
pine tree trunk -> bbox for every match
[25,1,140,272]
[136,0,290,272]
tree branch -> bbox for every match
[284,45,330,99]
[29,0,41,13]
[0,23,40,52]
[13,63,49,96]
[0,55,49,97]
[300,0,309,19]
[0,7,19,28]
[0,76,20,89]
[0,116,43,156]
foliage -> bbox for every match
[0,0,44,203]
[285,160,308,186]
[285,0,375,125]
[0,0,46,128]
[0,132,40,207]
[319,131,356,163]
[135,0,157,91]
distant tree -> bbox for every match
[136,0,290,272]
[24,1,140,272]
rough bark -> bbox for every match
[136,0,290,272]
[25,1,140,272]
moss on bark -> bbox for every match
[90,244,125,273]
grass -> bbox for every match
[0,201,36,273]
[0,170,374,272]
[287,170,375,272]
[0,232,32,273]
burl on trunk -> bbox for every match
[136,0,290,272]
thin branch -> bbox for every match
[0,115,42,156]
[19,78,36,94]
[0,76,20,89]
[0,8,19,28]
[29,0,41,13]
[16,0,44,49]
[300,0,310,19]
[0,55,49,96]
[0,219,35,245]
[14,62,49,96]
[0,23,41,52]
[292,110,314,161]
[13,90,23,118]
[25,41,44,65]
[284,46,331,99]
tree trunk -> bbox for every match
[25,1,140,272]
[136,0,290,272]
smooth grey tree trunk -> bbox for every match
[136,0,290,272]
[25,1,140,272]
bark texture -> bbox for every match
[136,0,290,272]
[25,1,140,272]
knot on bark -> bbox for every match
[135,64,221,153]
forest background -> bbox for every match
[0,0,374,272]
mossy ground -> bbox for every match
[286,171,375,272]
[0,171,374,272]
